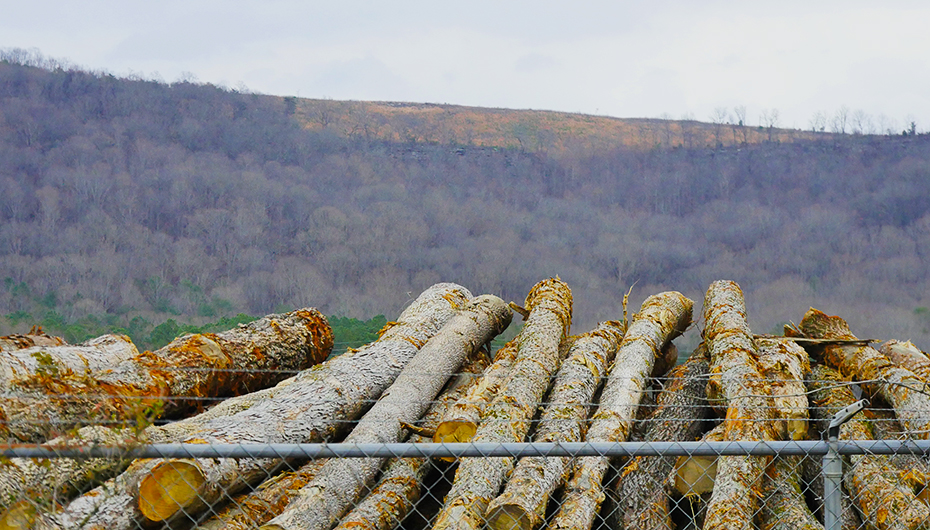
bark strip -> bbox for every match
[700,281,779,530]
[807,364,930,530]
[431,278,573,530]
[800,308,930,439]
[31,283,472,530]
[611,344,710,530]
[257,295,512,530]
[484,321,626,530]
[549,291,693,530]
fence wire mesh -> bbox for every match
[3,369,930,530]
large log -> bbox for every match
[0,328,65,352]
[800,308,930,439]
[31,283,473,530]
[257,295,512,530]
[879,340,930,382]
[0,309,333,442]
[755,338,811,441]
[757,456,822,530]
[549,291,693,530]
[610,344,710,530]
[484,321,626,530]
[700,280,779,530]
[433,340,518,445]
[806,363,930,530]
[430,278,573,530]
[866,406,930,505]
[200,348,494,530]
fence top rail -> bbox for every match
[4,439,930,459]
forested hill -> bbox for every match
[1,57,930,349]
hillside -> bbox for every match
[1,56,929,349]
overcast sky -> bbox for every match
[4,1,929,132]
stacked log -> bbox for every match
[879,340,930,382]
[0,309,333,442]
[258,295,513,530]
[484,320,626,530]
[431,278,573,530]
[755,338,810,441]
[806,364,930,530]
[31,283,473,530]
[549,291,693,530]
[700,280,779,530]
[610,343,710,530]
[800,308,930,439]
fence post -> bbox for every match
[822,399,867,530]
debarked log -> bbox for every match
[611,343,710,530]
[807,364,930,530]
[549,291,693,530]
[31,283,473,530]
[484,320,626,530]
[0,309,334,442]
[701,280,779,530]
[431,278,573,530]
[800,308,930,439]
[257,295,512,530]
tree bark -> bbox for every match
[757,456,822,530]
[431,278,573,530]
[879,340,930,382]
[700,280,778,530]
[610,344,710,530]
[549,291,693,530]
[258,295,512,530]
[32,283,473,530]
[433,340,519,445]
[484,321,626,530]
[755,338,810,441]
[806,363,930,530]
[800,308,930,439]
[0,309,333,442]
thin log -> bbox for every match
[0,309,333,442]
[807,363,930,530]
[484,321,626,530]
[433,340,519,445]
[549,291,693,530]
[755,338,811,441]
[800,308,930,439]
[757,456,822,530]
[609,344,710,530]
[31,283,473,530]
[431,278,573,530]
[879,340,930,382]
[700,280,779,530]
[257,295,513,530]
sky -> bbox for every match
[3,1,930,132]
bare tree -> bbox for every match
[710,107,729,147]
[760,108,780,141]
[831,105,849,134]
[809,111,827,133]
[851,109,873,135]
[732,105,749,144]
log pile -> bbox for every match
[4,278,930,530]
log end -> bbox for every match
[259,525,285,530]
[787,419,808,441]
[799,308,855,340]
[433,420,477,445]
[485,504,534,530]
[672,455,717,496]
[139,460,206,521]
[0,500,36,530]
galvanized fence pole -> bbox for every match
[823,399,867,530]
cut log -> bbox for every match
[757,456,822,530]
[609,344,710,530]
[0,309,333,442]
[331,349,493,530]
[433,340,519,445]
[879,340,930,382]
[865,406,930,505]
[700,280,779,530]
[257,295,512,530]
[672,423,724,496]
[549,291,693,530]
[800,308,930,439]
[0,328,65,352]
[31,283,473,530]
[806,363,930,530]
[431,278,573,530]
[484,320,626,530]
[755,338,811,441]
